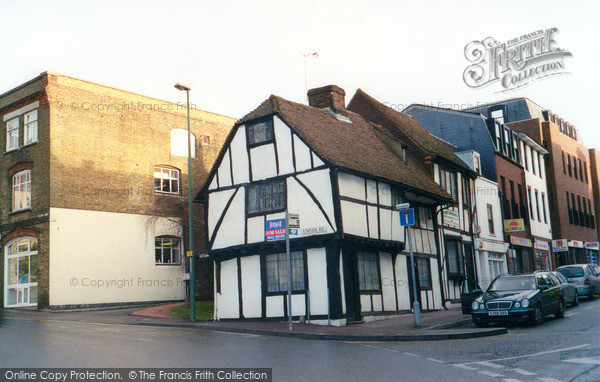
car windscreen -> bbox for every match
[488,276,536,291]
[557,267,584,278]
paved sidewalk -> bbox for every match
[131,302,183,318]
[131,304,507,341]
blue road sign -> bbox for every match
[399,208,415,226]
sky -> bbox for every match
[1,1,598,148]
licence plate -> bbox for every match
[489,310,509,316]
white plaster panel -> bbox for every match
[379,252,396,311]
[396,254,411,310]
[360,295,371,312]
[273,116,294,175]
[208,189,236,239]
[241,256,261,318]
[372,294,383,311]
[307,248,328,315]
[250,143,277,181]
[293,134,312,172]
[366,180,377,204]
[247,216,265,244]
[217,149,232,188]
[379,208,392,241]
[287,178,334,238]
[217,258,240,318]
[368,206,379,239]
[230,127,250,184]
[291,294,306,316]
[337,172,365,200]
[212,190,245,249]
[378,182,392,206]
[266,295,284,317]
[312,151,325,167]
[341,200,368,237]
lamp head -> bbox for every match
[174,83,191,91]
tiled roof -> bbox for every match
[347,89,473,173]
[208,94,452,201]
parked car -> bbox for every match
[556,264,600,300]
[550,271,578,306]
[594,265,600,275]
[471,273,565,327]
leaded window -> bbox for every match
[246,118,274,146]
[265,251,305,292]
[247,180,286,215]
[357,252,381,291]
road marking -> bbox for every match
[461,344,590,364]
[565,312,579,317]
[426,358,445,363]
[563,356,600,365]
[537,378,562,382]
[503,379,523,382]
[476,361,504,368]
[453,364,477,371]
[479,370,502,377]
[404,352,419,357]
[511,368,536,376]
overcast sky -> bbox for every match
[1,1,598,148]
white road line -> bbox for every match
[537,378,562,382]
[426,358,445,363]
[511,368,536,376]
[404,352,419,357]
[503,379,523,382]
[479,370,502,377]
[462,344,590,364]
[563,356,600,365]
[477,361,504,369]
[454,364,477,371]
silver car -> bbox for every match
[556,264,600,300]
[551,271,579,306]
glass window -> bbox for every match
[265,251,305,292]
[446,239,464,276]
[170,129,196,158]
[247,180,286,215]
[154,236,181,264]
[535,190,541,222]
[527,188,534,220]
[12,170,31,211]
[417,257,431,289]
[6,117,19,151]
[5,237,39,307]
[24,110,38,145]
[357,252,381,291]
[541,194,548,224]
[578,159,583,181]
[246,118,274,146]
[538,153,544,178]
[567,154,572,176]
[487,204,494,234]
[154,166,180,194]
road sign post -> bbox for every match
[285,210,292,331]
[397,206,421,328]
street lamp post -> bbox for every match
[175,82,195,322]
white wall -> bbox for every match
[307,248,328,315]
[521,140,552,241]
[48,208,185,306]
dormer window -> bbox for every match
[246,118,274,147]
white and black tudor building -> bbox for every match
[199,85,461,325]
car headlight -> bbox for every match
[514,302,521,308]
[472,301,479,310]
[521,298,529,308]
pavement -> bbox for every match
[130,303,507,341]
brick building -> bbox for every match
[468,98,598,266]
[1,72,235,308]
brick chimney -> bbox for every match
[307,85,346,110]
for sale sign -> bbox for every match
[265,219,286,241]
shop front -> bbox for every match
[585,242,599,266]
[509,236,533,274]
[533,238,552,271]
[568,240,585,264]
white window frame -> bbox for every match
[154,166,180,194]
[4,237,38,307]
[24,110,38,145]
[170,129,196,158]
[6,117,19,151]
[12,170,32,211]
[154,236,181,265]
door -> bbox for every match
[342,250,362,322]
[4,237,38,308]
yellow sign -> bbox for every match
[504,219,524,233]
[186,251,193,258]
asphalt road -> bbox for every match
[1,298,599,382]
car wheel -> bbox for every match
[555,299,565,318]
[531,304,543,326]
[473,321,488,328]
[572,293,579,306]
